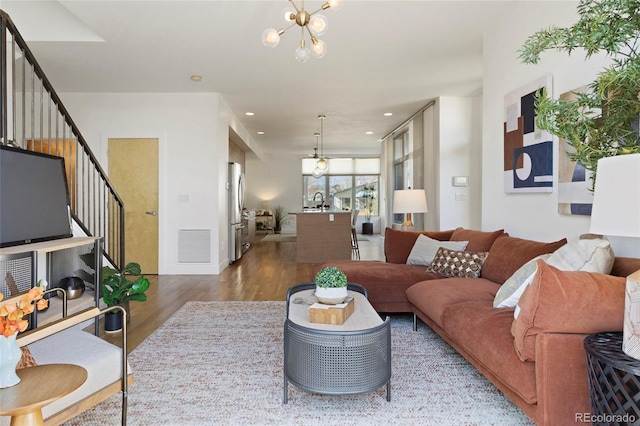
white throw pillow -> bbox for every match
[545,238,614,274]
[406,235,468,266]
[493,254,551,308]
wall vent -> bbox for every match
[178,229,211,263]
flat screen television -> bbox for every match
[0,145,73,247]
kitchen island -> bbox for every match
[295,211,352,263]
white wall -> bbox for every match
[60,92,256,274]
[482,1,639,257]
[245,152,302,233]
[436,96,482,231]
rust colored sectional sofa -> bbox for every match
[311,227,640,425]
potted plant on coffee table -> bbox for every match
[314,266,348,305]
[101,262,150,331]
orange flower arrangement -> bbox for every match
[0,287,48,337]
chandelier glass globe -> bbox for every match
[315,158,329,172]
[295,45,311,63]
[311,39,327,58]
[312,167,324,178]
[262,28,281,47]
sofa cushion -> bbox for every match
[427,248,488,278]
[442,301,538,404]
[493,254,551,308]
[406,278,500,329]
[481,235,567,284]
[28,328,128,419]
[406,235,468,266]
[546,238,615,274]
[449,227,505,252]
[511,261,625,362]
[384,227,454,264]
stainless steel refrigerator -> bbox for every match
[229,162,245,263]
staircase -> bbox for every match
[1,10,124,269]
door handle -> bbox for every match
[146,211,157,216]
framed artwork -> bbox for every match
[503,75,553,193]
[557,86,593,215]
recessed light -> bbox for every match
[190,75,202,82]
[365,131,373,135]
[384,112,393,116]
[245,112,255,116]
[257,131,265,135]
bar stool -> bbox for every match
[351,209,360,260]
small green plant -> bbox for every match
[315,266,347,288]
[101,262,150,307]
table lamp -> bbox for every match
[392,189,428,230]
[589,154,640,359]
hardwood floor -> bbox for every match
[97,234,385,352]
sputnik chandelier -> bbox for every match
[262,0,343,63]
[312,114,329,178]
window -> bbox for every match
[302,158,380,217]
[393,131,412,223]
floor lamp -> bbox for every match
[392,189,428,231]
[589,154,640,359]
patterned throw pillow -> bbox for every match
[428,247,489,278]
[17,346,38,369]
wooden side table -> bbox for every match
[584,332,640,425]
[0,364,87,426]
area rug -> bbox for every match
[64,302,533,426]
[261,234,296,242]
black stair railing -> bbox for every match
[1,10,124,269]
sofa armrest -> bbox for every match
[535,332,590,425]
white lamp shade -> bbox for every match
[393,189,428,214]
[590,154,640,238]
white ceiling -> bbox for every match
[0,0,521,157]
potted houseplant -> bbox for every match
[519,0,640,189]
[101,262,150,331]
[314,266,348,305]
[273,205,289,234]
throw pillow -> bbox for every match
[493,254,551,308]
[384,227,455,264]
[480,236,567,284]
[449,227,506,252]
[406,235,468,266]
[545,238,615,274]
[427,247,489,278]
[511,260,625,362]
[17,346,38,369]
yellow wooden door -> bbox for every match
[108,138,159,274]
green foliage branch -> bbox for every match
[519,0,640,188]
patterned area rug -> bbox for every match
[261,234,296,242]
[64,302,533,425]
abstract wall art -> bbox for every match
[557,86,593,215]
[503,75,553,193]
